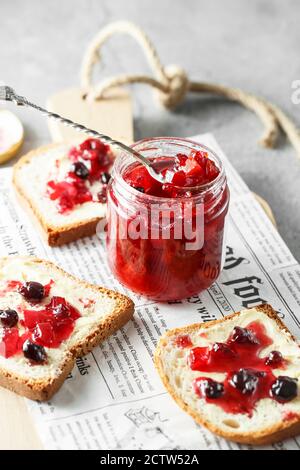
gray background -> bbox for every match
[1,0,299,260]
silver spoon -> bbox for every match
[0,85,165,183]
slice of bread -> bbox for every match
[13,142,111,246]
[0,256,134,401]
[154,305,300,445]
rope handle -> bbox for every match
[80,20,300,158]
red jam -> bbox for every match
[0,327,20,358]
[47,138,113,214]
[283,411,299,422]
[0,280,53,299]
[175,334,193,348]
[0,280,23,296]
[189,321,293,416]
[0,281,81,359]
[106,138,229,300]
[123,150,220,198]
[79,298,96,308]
[22,296,80,348]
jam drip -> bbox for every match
[0,280,81,361]
[188,321,297,416]
[47,138,113,214]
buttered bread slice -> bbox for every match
[154,305,300,445]
[13,138,114,246]
[0,256,134,400]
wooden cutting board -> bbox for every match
[47,87,133,144]
[0,89,276,449]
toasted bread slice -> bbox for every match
[0,256,134,401]
[154,305,300,445]
[13,141,111,246]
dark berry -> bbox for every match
[230,369,262,394]
[0,309,19,327]
[197,378,224,399]
[271,376,298,402]
[23,340,47,363]
[71,161,89,179]
[265,350,284,367]
[19,282,45,302]
[230,326,259,345]
[133,186,145,193]
[101,172,111,184]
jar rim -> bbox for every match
[111,136,227,202]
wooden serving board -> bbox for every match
[47,87,133,144]
[0,389,42,449]
[0,89,276,449]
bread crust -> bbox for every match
[0,256,134,401]
[0,353,74,401]
[13,144,105,246]
[154,304,300,445]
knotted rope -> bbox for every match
[81,21,300,158]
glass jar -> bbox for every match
[106,137,230,301]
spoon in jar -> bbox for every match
[0,85,166,183]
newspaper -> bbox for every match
[0,133,300,451]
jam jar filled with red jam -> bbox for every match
[106,137,229,300]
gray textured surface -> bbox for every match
[1,0,299,259]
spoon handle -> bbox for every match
[0,85,163,182]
